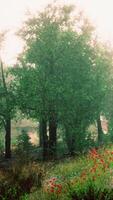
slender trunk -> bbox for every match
[5,118,11,158]
[64,126,75,156]
[0,61,11,158]
[39,121,43,147]
[49,114,57,159]
[97,115,103,144]
[41,118,48,161]
[109,119,113,141]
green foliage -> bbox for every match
[10,2,112,157]
[16,130,32,157]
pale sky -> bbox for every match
[0,0,113,65]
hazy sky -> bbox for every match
[1,0,113,65]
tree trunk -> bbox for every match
[108,119,113,141]
[41,118,48,161]
[49,114,57,159]
[5,118,11,158]
[64,126,75,156]
[97,115,103,145]
[39,121,43,147]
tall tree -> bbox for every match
[0,62,16,158]
[14,4,85,159]
[0,32,16,158]
[12,3,112,158]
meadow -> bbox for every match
[28,145,113,200]
[1,144,113,200]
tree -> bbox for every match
[90,43,112,144]
[0,61,17,158]
[12,3,112,158]
[101,46,113,140]
[13,4,84,159]
[0,32,16,158]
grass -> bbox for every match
[1,144,113,199]
[25,144,113,200]
[2,118,111,199]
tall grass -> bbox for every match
[28,145,113,200]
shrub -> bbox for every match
[15,130,33,161]
[0,162,45,200]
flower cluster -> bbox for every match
[44,177,62,195]
[69,147,113,186]
[86,147,113,182]
[44,147,113,196]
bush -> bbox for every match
[0,162,45,200]
[15,130,33,160]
